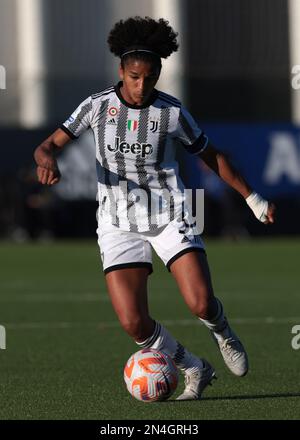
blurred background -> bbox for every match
[1,0,300,241]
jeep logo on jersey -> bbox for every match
[107,137,153,157]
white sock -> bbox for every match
[198,298,231,342]
[136,321,204,374]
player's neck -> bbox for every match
[115,82,157,109]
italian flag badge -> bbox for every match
[127,120,138,131]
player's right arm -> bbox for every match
[34,95,93,186]
[34,128,72,185]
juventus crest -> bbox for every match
[150,120,159,133]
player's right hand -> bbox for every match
[36,165,61,185]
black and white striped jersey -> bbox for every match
[61,82,208,232]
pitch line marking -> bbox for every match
[3,317,300,330]
[0,293,109,302]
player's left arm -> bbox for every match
[199,142,276,224]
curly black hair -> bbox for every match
[107,16,179,66]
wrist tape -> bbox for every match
[246,192,268,222]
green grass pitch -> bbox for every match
[0,239,299,420]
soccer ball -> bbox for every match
[124,348,178,402]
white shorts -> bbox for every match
[97,215,205,275]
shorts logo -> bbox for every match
[150,120,159,133]
[107,137,153,158]
[127,120,138,131]
[108,107,118,117]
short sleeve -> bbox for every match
[175,106,209,155]
[61,96,93,139]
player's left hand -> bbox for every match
[264,202,276,224]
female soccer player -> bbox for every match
[34,17,275,400]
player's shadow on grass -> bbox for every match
[166,392,300,403]
[201,392,300,401]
